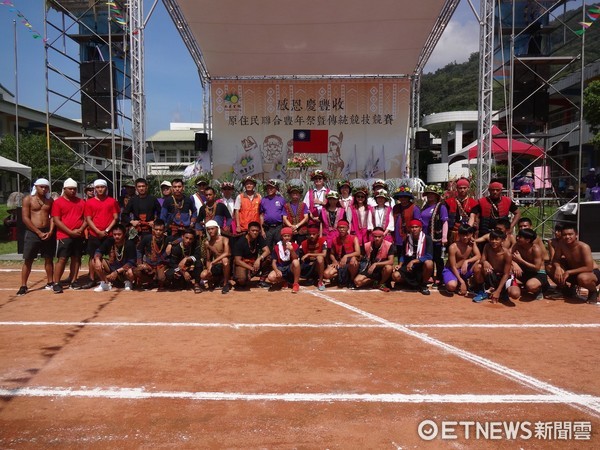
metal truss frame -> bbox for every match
[44,0,134,189]
[496,0,586,237]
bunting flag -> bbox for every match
[579,21,593,28]
[1,1,47,41]
[575,5,600,35]
[588,12,600,20]
[106,1,129,30]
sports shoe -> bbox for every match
[124,281,133,291]
[93,282,111,292]
[587,289,599,305]
[292,283,300,293]
[472,291,488,303]
[70,281,84,290]
[221,283,231,294]
[258,280,271,289]
[317,282,326,291]
[44,282,54,290]
[81,280,97,290]
[16,286,27,296]
[378,284,391,293]
[420,286,431,296]
[534,291,544,301]
[53,284,63,294]
[281,281,289,289]
[561,285,577,298]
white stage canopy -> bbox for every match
[175,0,454,77]
[0,155,31,179]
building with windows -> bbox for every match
[146,123,207,177]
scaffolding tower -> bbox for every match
[485,0,589,238]
[44,0,140,191]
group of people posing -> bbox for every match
[17,170,600,304]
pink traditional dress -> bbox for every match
[349,204,373,246]
[371,205,394,242]
[320,206,346,246]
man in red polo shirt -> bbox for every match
[51,178,87,294]
[83,179,120,289]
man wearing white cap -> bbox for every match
[51,178,87,294]
[17,178,55,296]
[158,180,172,208]
[200,219,232,294]
[83,179,120,289]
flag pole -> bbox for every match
[14,20,20,190]
[354,144,358,179]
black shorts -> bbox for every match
[276,263,295,283]
[300,261,316,279]
[399,261,425,288]
[520,270,549,289]
[87,236,107,257]
[56,238,84,259]
[22,228,55,260]
[567,268,600,286]
[210,263,224,278]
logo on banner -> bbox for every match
[224,92,241,112]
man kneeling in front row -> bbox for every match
[353,227,395,292]
[92,224,136,291]
[392,219,433,295]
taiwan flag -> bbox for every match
[293,129,328,153]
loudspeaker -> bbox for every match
[415,131,430,149]
[195,132,209,152]
[579,203,600,252]
[551,142,570,155]
[82,95,116,129]
[80,61,112,95]
[514,90,548,123]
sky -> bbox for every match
[0,1,479,137]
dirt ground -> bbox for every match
[1,265,599,448]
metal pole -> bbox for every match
[108,4,117,193]
[577,1,586,232]
[44,5,51,189]
[13,20,20,190]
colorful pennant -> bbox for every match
[1,0,47,42]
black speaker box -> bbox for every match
[195,132,209,152]
[80,61,112,95]
[514,90,549,123]
[82,95,116,129]
[579,203,600,252]
[415,131,430,149]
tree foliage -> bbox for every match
[583,80,600,147]
[0,132,80,191]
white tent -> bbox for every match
[0,155,32,179]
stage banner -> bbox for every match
[211,78,410,180]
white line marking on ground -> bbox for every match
[0,321,599,329]
[306,290,600,417]
[0,321,384,329]
[1,386,599,405]
[0,269,44,272]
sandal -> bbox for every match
[193,284,203,294]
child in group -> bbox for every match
[320,191,346,246]
[348,186,373,247]
[324,220,361,288]
[473,230,514,303]
[371,189,394,242]
[510,228,548,300]
[299,225,328,291]
[200,220,232,294]
[266,227,301,293]
[442,224,480,296]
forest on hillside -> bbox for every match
[420,3,600,117]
